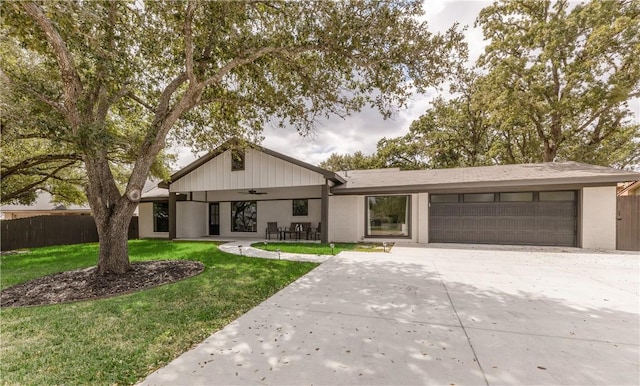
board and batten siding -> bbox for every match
[170,148,326,192]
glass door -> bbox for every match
[209,202,220,235]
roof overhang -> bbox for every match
[331,175,636,195]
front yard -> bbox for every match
[0,240,318,385]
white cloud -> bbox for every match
[172,0,639,170]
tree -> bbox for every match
[318,151,382,171]
[1,1,464,274]
[375,70,499,169]
[0,53,86,205]
[476,0,640,165]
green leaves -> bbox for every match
[477,0,640,165]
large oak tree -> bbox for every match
[327,0,640,171]
[477,0,640,165]
[1,1,463,274]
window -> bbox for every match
[153,202,169,232]
[540,191,575,201]
[430,194,459,203]
[231,149,245,171]
[500,192,533,202]
[366,196,410,237]
[231,201,257,232]
[293,199,308,216]
[463,193,495,203]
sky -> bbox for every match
[174,0,639,169]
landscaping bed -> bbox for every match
[0,240,318,385]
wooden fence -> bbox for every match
[617,196,640,251]
[1,215,138,251]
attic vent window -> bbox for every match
[231,149,245,171]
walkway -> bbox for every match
[217,240,332,263]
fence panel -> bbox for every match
[1,216,139,251]
[617,196,640,251]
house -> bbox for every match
[617,181,640,196]
[138,140,640,250]
[0,192,92,220]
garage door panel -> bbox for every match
[429,193,577,247]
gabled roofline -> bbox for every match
[617,180,640,196]
[159,138,344,188]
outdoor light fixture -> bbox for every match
[383,242,388,253]
[276,249,281,259]
[263,241,267,251]
[238,245,243,256]
[330,243,335,255]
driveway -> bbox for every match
[142,245,639,385]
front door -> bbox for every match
[209,202,220,235]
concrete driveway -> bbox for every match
[142,245,639,385]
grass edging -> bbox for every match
[0,240,318,385]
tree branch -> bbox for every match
[20,2,84,131]
[0,69,65,115]
[1,154,82,179]
[1,161,78,203]
[184,0,197,83]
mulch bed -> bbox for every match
[0,260,204,308]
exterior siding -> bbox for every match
[139,202,169,238]
[418,193,429,243]
[171,148,326,193]
[328,195,361,242]
[581,186,617,249]
[176,202,207,238]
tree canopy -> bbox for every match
[323,0,640,171]
[1,0,464,273]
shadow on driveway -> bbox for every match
[142,249,639,385]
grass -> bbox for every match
[250,241,390,255]
[0,240,318,385]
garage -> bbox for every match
[429,191,577,247]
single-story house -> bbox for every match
[0,192,92,220]
[139,140,640,250]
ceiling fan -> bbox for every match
[238,189,267,195]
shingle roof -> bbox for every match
[331,162,640,194]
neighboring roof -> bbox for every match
[332,161,640,194]
[617,180,640,196]
[0,192,91,212]
[141,186,169,199]
[162,139,344,188]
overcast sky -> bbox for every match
[174,0,639,169]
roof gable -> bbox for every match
[165,140,343,192]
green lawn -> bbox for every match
[0,240,318,385]
[251,241,390,255]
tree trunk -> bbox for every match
[96,209,132,275]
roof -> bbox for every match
[332,161,640,194]
[617,180,640,196]
[0,192,91,212]
[162,139,344,188]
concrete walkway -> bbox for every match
[217,240,333,263]
[141,244,639,385]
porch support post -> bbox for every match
[321,181,329,243]
[169,191,177,240]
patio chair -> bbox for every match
[311,222,321,240]
[265,222,280,240]
[283,222,311,240]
